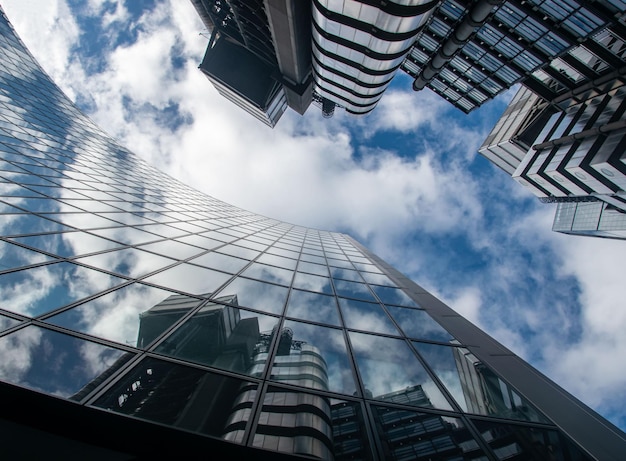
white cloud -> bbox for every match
[2,0,626,432]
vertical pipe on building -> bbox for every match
[412,0,502,91]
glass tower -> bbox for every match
[0,6,624,461]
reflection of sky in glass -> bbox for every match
[293,272,333,294]
[257,253,298,270]
[330,267,363,281]
[0,313,21,333]
[349,331,452,410]
[359,272,393,286]
[387,306,453,342]
[46,283,185,347]
[333,280,377,301]
[338,298,399,334]
[218,244,260,260]
[286,289,341,326]
[327,258,353,269]
[91,226,159,245]
[0,239,53,270]
[0,211,70,235]
[77,247,175,278]
[282,319,357,395]
[242,262,293,285]
[138,239,205,259]
[143,263,231,296]
[215,277,288,314]
[266,247,300,260]
[299,253,326,264]
[189,251,250,274]
[371,286,419,307]
[46,212,117,229]
[0,325,128,398]
[297,260,329,276]
[0,262,124,317]
[175,234,222,250]
[136,223,188,238]
[352,263,382,274]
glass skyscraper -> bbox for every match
[0,6,624,461]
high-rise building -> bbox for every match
[405,0,625,113]
[479,76,626,239]
[190,0,625,123]
[0,6,625,461]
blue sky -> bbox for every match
[3,0,626,431]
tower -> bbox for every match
[0,6,625,461]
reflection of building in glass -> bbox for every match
[225,326,334,459]
[0,6,626,460]
[453,345,545,423]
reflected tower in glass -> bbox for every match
[0,6,625,461]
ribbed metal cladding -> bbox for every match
[311,0,438,113]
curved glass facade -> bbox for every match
[0,5,625,460]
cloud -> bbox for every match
[2,0,626,433]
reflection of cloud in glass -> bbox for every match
[297,261,329,276]
[60,231,122,256]
[371,286,418,307]
[327,258,353,269]
[256,253,298,270]
[1,211,69,235]
[218,244,260,260]
[77,248,175,278]
[46,212,117,230]
[359,272,393,286]
[0,314,20,333]
[0,324,42,384]
[47,283,184,347]
[91,226,160,245]
[330,267,362,282]
[138,239,205,259]
[293,272,333,294]
[387,306,452,342]
[338,298,398,334]
[0,239,53,271]
[190,251,250,274]
[0,325,126,398]
[215,277,288,315]
[286,289,341,326]
[175,234,222,250]
[0,262,121,316]
[142,263,231,296]
[349,331,452,410]
[11,231,117,258]
[242,262,293,285]
[333,280,377,301]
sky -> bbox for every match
[2,0,626,431]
